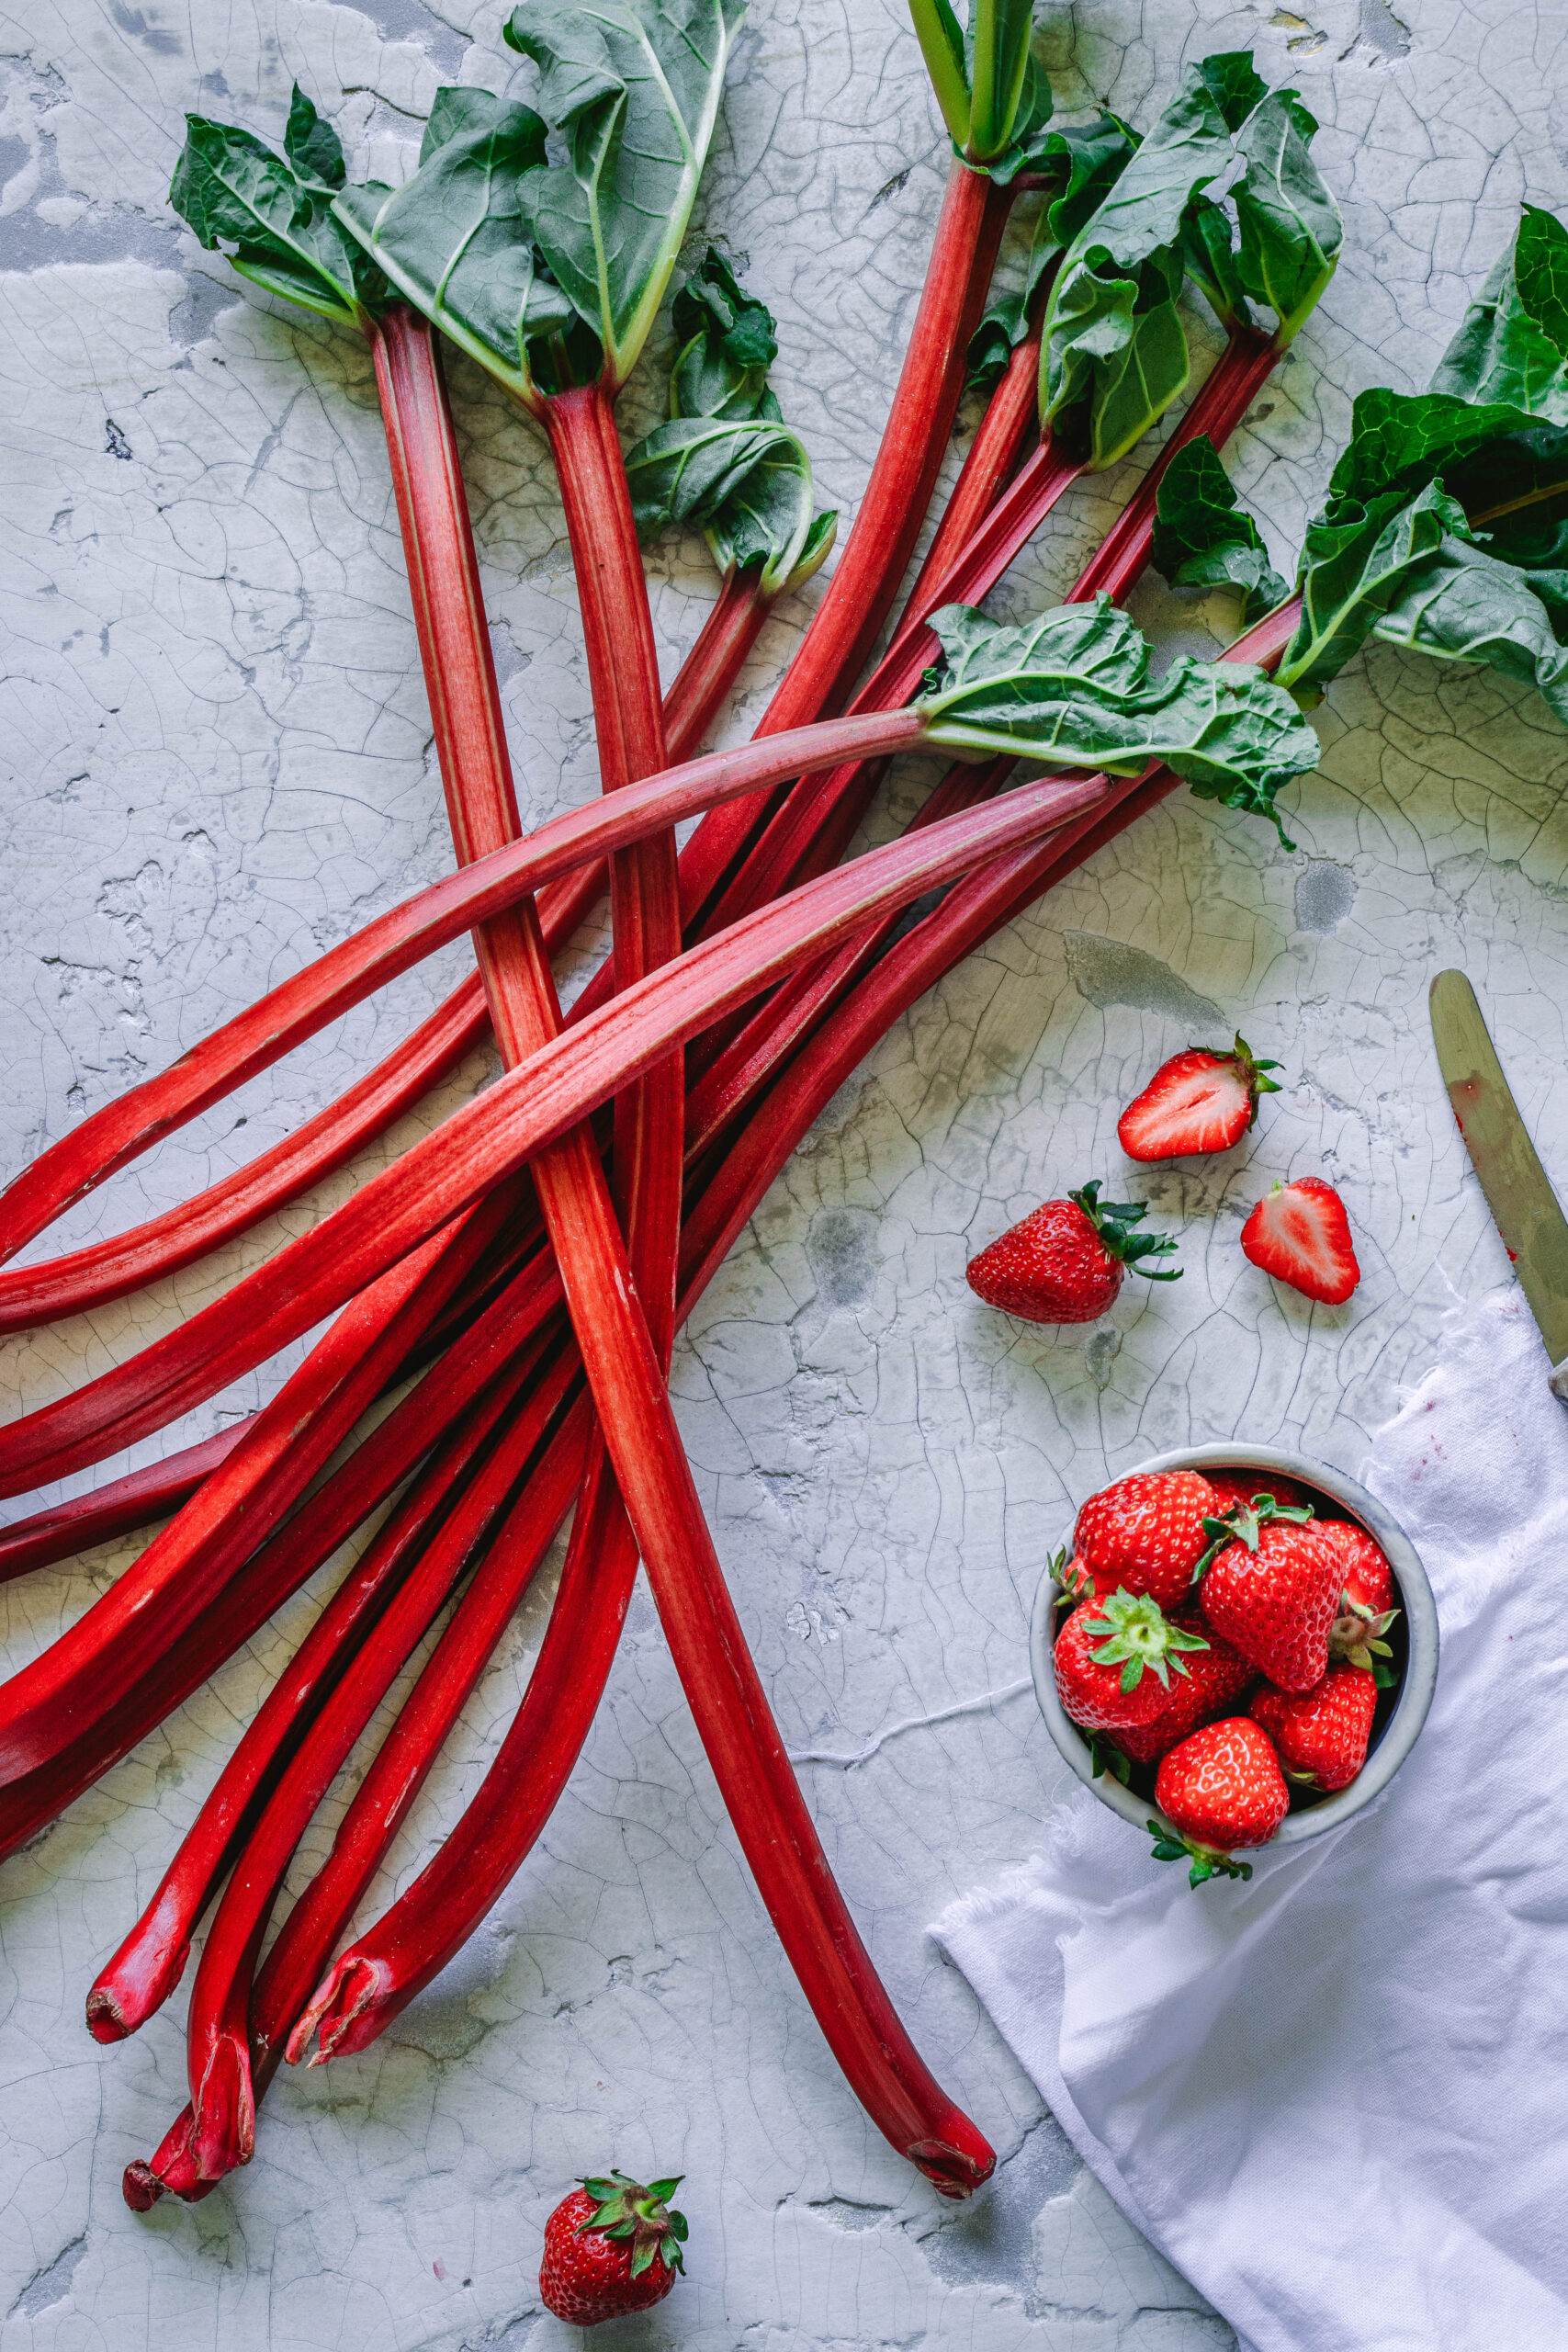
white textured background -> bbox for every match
[2,0,1566,2343]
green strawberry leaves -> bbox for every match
[580,2171,688,2278]
[624,249,838,595]
[1038,56,1340,469]
[1191,1491,1314,1583]
[1279,206,1568,709]
[1067,1179,1181,1283]
[918,595,1322,838]
[333,0,743,406]
[170,86,385,331]
[1147,1821,1254,1887]
[1082,1587,1209,1693]
[1151,439,1290,623]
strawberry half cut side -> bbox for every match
[1118,1034,1283,1161]
[1241,1177,1360,1305]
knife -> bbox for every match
[1430,968,1568,1399]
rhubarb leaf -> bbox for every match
[1039,62,1241,469]
[1179,85,1340,344]
[501,0,746,387]
[334,89,575,405]
[1427,205,1568,420]
[1280,210,1568,695]
[908,0,1053,175]
[1151,437,1288,621]
[967,113,1140,392]
[335,0,742,404]
[920,594,1320,836]
[625,246,836,593]
[171,92,382,331]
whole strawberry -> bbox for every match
[1112,1628,1258,1765]
[539,2172,688,2325]
[1150,1718,1289,1885]
[1118,1034,1282,1161]
[1197,1502,1342,1692]
[1054,1590,1209,1733]
[1074,1470,1222,1611]
[966,1181,1179,1325]
[1318,1521,1401,1676]
[1241,1176,1359,1305]
[1252,1668,1378,1791]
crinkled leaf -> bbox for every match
[1229,88,1342,343]
[967,113,1139,392]
[334,90,571,401]
[626,247,835,591]
[284,85,345,191]
[1372,529,1568,719]
[502,0,745,386]
[919,594,1320,835]
[1040,62,1239,468]
[1195,51,1268,131]
[1281,213,1568,695]
[1152,436,1288,621]
[171,100,378,329]
[1428,205,1568,421]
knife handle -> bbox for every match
[1551,1360,1568,1405]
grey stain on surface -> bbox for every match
[8,2237,87,2323]
[807,1205,880,1307]
[1064,931,1224,1024]
[1295,859,1357,933]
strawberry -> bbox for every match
[1252,1668,1378,1791]
[1118,1033,1282,1160]
[1196,1502,1342,1692]
[1149,1718,1289,1884]
[1202,1468,1314,1518]
[966,1181,1179,1326]
[1054,1590,1210,1734]
[539,2172,688,2325]
[1241,1177,1360,1306]
[1074,1470,1223,1611]
[1317,1520,1401,1678]
[1111,1628,1258,1766]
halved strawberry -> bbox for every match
[1118,1035,1281,1162]
[1240,1177,1359,1306]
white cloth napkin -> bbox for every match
[932,1290,1568,2352]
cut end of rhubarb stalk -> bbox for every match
[85,1984,131,2044]
[906,2129,998,2200]
[287,1953,388,2066]
[191,2033,256,2179]
[121,2161,166,2212]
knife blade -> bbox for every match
[1430,968,1568,1396]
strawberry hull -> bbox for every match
[1032,1446,1438,1870]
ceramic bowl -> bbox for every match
[1030,1442,1439,1849]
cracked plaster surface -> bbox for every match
[1,0,1566,2343]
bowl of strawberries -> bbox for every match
[1030,1448,1438,1887]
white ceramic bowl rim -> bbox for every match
[1030,1443,1440,1848]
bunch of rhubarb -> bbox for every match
[5,0,1456,2208]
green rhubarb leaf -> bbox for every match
[1427,204,1568,419]
[1280,210,1568,699]
[967,112,1140,392]
[334,0,742,405]
[919,594,1321,838]
[333,90,573,403]
[1151,436,1289,622]
[1039,62,1242,469]
[501,0,746,387]
[171,93,381,330]
[625,247,837,594]
[1230,89,1341,345]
